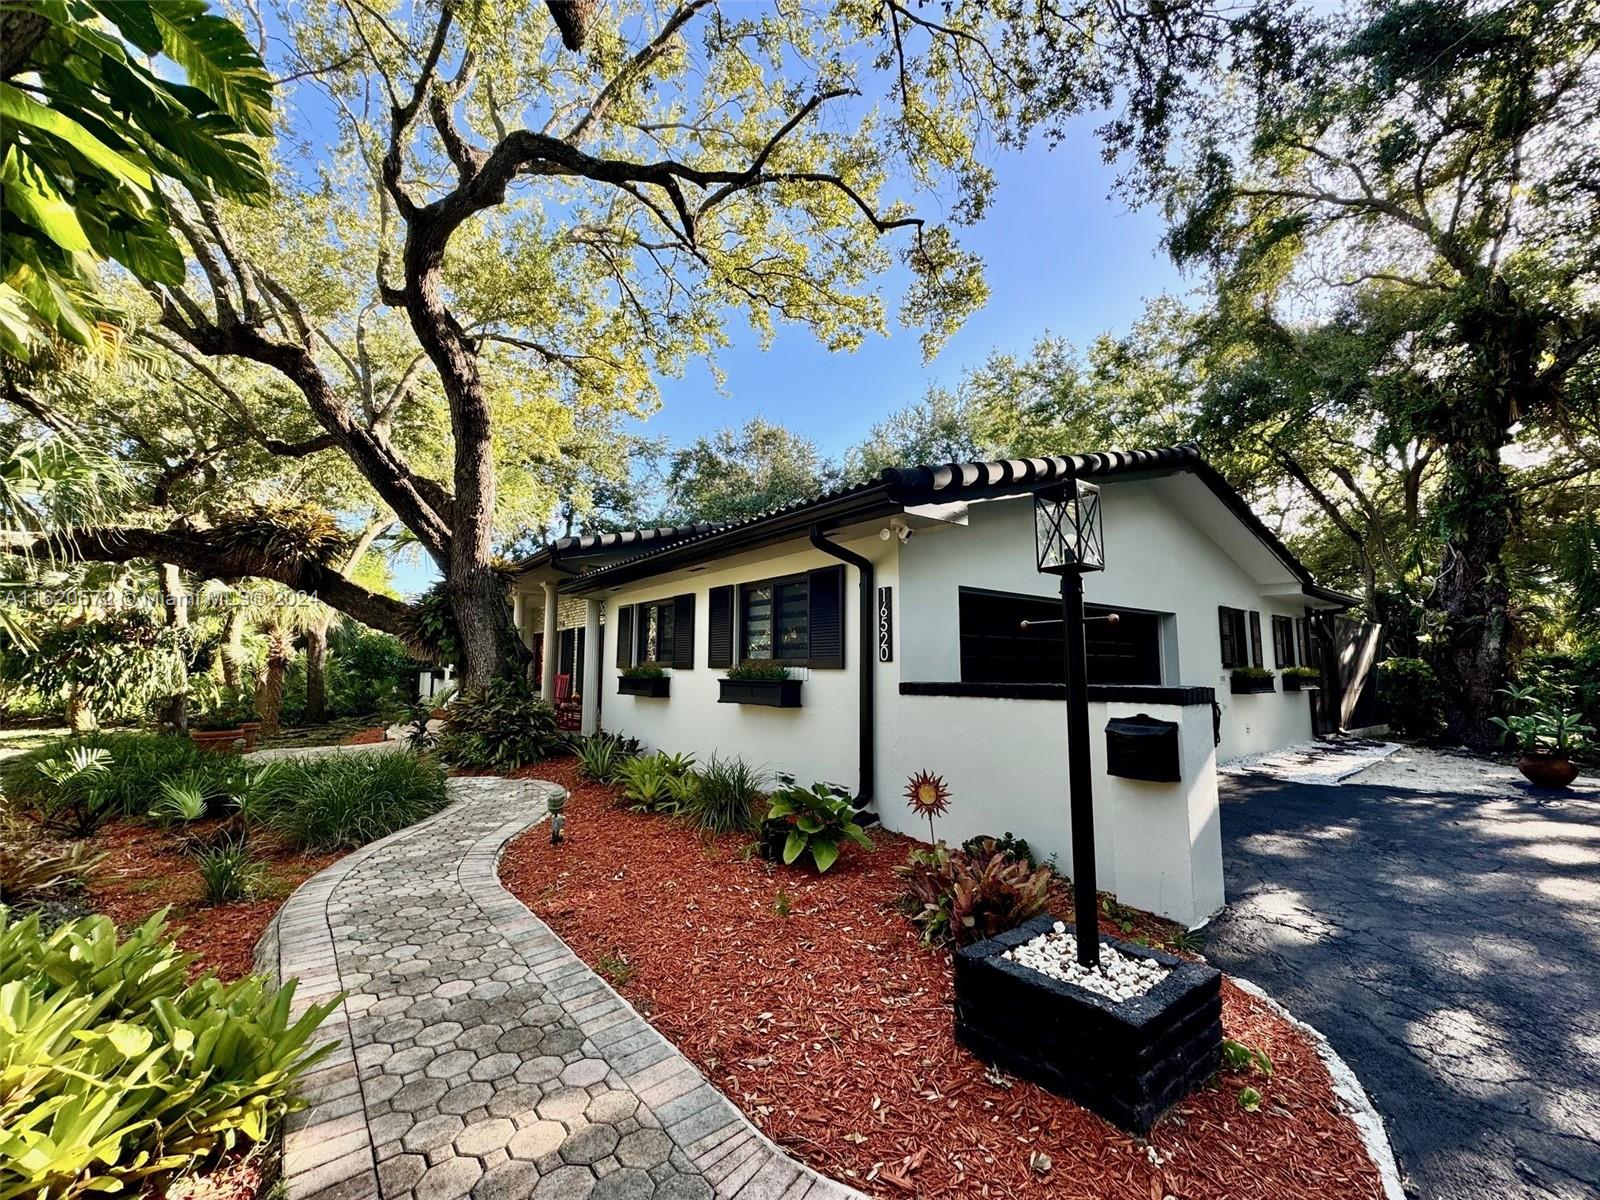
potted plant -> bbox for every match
[760,777,872,872]
[1281,665,1321,692]
[1491,686,1594,789]
[190,689,259,753]
[718,659,802,708]
[618,663,670,698]
[1229,666,1276,695]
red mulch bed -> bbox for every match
[343,726,387,745]
[501,757,1386,1200]
[85,819,342,982]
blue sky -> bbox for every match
[646,125,1186,460]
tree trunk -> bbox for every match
[156,563,190,731]
[1433,299,1521,749]
[256,631,292,736]
[65,688,96,733]
[221,607,248,690]
[304,620,329,723]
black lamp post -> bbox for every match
[1033,475,1105,968]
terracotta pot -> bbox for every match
[191,727,246,755]
[238,721,261,751]
[1518,752,1579,789]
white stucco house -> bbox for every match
[509,444,1356,926]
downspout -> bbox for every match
[808,524,875,805]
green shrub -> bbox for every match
[189,687,256,732]
[33,745,115,837]
[1230,665,1274,685]
[1379,656,1445,738]
[260,751,449,851]
[435,678,562,772]
[687,755,763,834]
[615,753,694,814]
[0,910,338,1196]
[1,733,249,816]
[961,831,1035,868]
[764,778,872,872]
[1,611,188,726]
[148,776,208,826]
[725,659,790,681]
[897,839,1052,946]
[195,840,268,903]
[576,732,639,784]
[329,630,423,718]
[620,663,666,679]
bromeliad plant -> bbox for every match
[1490,685,1595,754]
[435,677,562,771]
[615,752,695,815]
[576,732,639,783]
[764,779,873,873]
[898,838,1052,947]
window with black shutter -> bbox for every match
[1248,611,1264,667]
[732,565,845,668]
[614,605,633,669]
[1271,615,1295,667]
[635,597,679,666]
[707,586,734,668]
[1296,617,1312,668]
[1218,606,1248,668]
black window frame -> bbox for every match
[739,571,811,664]
[958,587,1166,687]
[635,597,677,667]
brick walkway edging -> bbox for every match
[257,775,865,1200]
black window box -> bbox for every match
[1229,676,1277,695]
[1282,676,1321,692]
[954,914,1222,1134]
[618,674,670,698]
[718,677,803,707]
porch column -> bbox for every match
[511,592,525,644]
[581,597,602,735]
[541,580,559,698]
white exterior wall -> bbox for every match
[598,536,888,791]
[896,483,1316,761]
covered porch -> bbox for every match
[510,569,603,734]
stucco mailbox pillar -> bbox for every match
[1097,699,1225,928]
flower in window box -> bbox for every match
[904,769,952,844]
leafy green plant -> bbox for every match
[774,887,792,917]
[576,732,636,784]
[1237,1086,1263,1112]
[898,839,1052,946]
[725,659,791,681]
[435,677,562,771]
[687,755,764,835]
[764,779,872,873]
[258,752,449,851]
[616,753,690,815]
[621,663,666,679]
[1,733,249,817]
[148,776,208,826]
[961,831,1035,868]
[1230,665,1274,686]
[1222,1037,1274,1078]
[1378,657,1446,738]
[2,611,189,729]
[194,840,268,904]
[1490,685,1595,754]
[657,751,696,777]
[34,745,113,837]
[0,910,337,1196]
[1282,665,1320,686]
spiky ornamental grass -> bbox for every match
[260,752,449,852]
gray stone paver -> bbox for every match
[259,772,862,1200]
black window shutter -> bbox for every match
[1249,611,1264,667]
[672,593,695,668]
[707,586,734,668]
[1218,606,1236,669]
[1272,616,1287,668]
[1297,617,1311,667]
[807,565,845,668]
[615,605,633,669]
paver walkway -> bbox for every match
[257,775,860,1200]
[1207,774,1600,1200]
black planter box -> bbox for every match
[1229,675,1276,695]
[718,677,802,708]
[954,914,1222,1134]
[618,674,670,698]
[1282,675,1321,692]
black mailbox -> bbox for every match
[1105,713,1181,782]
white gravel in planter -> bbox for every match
[1002,921,1170,1003]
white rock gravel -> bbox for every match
[1003,921,1170,1003]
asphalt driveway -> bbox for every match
[1207,774,1600,1200]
